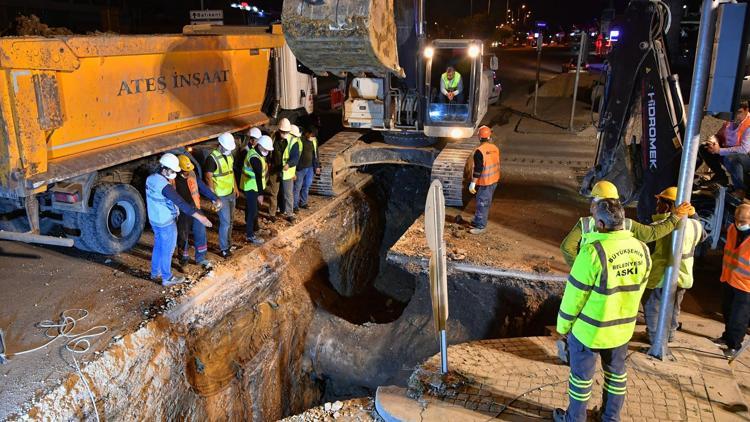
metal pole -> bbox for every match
[648,0,718,360]
[569,32,587,131]
[533,36,543,115]
[488,0,492,15]
[440,330,448,373]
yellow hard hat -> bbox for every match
[655,187,678,202]
[178,155,195,172]
[591,180,619,200]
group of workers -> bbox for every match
[554,179,750,421]
[145,118,319,287]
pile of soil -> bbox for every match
[9,15,72,36]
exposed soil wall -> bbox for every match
[305,260,565,401]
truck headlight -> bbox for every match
[468,45,480,58]
[424,47,434,59]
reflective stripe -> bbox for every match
[592,241,609,293]
[640,242,651,272]
[623,219,632,231]
[567,275,593,292]
[581,217,593,234]
[577,313,637,327]
[603,371,627,382]
[558,310,576,321]
[725,263,750,277]
[603,384,627,395]
[569,375,593,388]
[568,388,592,401]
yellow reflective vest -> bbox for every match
[209,149,234,197]
[557,230,652,349]
[647,214,704,290]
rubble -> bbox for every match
[9,15,73,37]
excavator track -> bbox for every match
[311,131,363,196]
[431,138,478,207]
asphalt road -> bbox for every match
[494,46,580,99]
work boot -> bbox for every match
[724,348,738,358]
[150,276,162,284]
[285,214,296,223]
[300,203,309,209]
[161,275,186,287]
[198,259,213,270]
[246,236,265,246]
[220,249,233,259]
[553,408,566,422]
[178,256,189,270]
[469,227,486,235]
[293,207,299,213]
[712,336,728,347]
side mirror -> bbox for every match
[490,55,499,71]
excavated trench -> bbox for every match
[21,166,564,421]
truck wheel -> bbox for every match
[62,211,98,252]
[79,183,146,255]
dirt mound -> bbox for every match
[9,15,73,36]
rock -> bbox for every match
[324,402,332,412]
[333,412,340,419]
[331,401,343,412]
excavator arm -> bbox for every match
[582,0,686,222]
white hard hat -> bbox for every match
[290,124,301,138]
[159,153,181,172]
[257,135,274,151]
[279,118,292,132]
[248,127,262,139]
[218,132,236,151]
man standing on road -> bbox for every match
[175,154,222,270]
[204,132,238,258]
[468,125,500,235]
[440,66,464,104]
[643,187,705,344]
[280,124,302,222]
[146,153,212,287]
[241,135,274,245]
[553,199,651,422]
[267,118,291,221]
[294,126,321,211]
[704,102,750,198]
[235,127,263,187]
[715,204,750,358]
[560,180,691,267]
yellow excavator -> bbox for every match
[282,0,498,205]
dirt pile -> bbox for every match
[10,15,72,36]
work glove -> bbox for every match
[469,182,477,195]
[673,202,693,219]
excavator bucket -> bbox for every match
[281,0,404,78]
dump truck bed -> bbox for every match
[0,29,284,197]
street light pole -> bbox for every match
[533,32,544,115]
[569,32,587,130]
[648,0,719,360]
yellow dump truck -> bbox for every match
[0,26,301,254]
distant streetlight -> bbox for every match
[522,4,526,8]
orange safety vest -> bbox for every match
[186,172,201,209]
[475,142,501,186]
[738,117,750,145]
[721,224,750,293]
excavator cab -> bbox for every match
[423,40,494,138]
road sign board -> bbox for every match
[190,10,224,21]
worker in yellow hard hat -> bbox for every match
[560,180,693,267]
[174,154,222,270]
[643,187,705,345]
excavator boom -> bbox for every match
[281,0,404,77]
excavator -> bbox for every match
[582,0,745,253]
[281,0,498,206]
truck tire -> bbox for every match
[79,183,146,255]
[62,211,98,252]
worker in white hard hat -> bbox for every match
[146,153,212,287]
[241,135,274,245]
[267,118,292,221]
[234,127,264,189]
[204,132,239,258]
[280,124,303,222]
